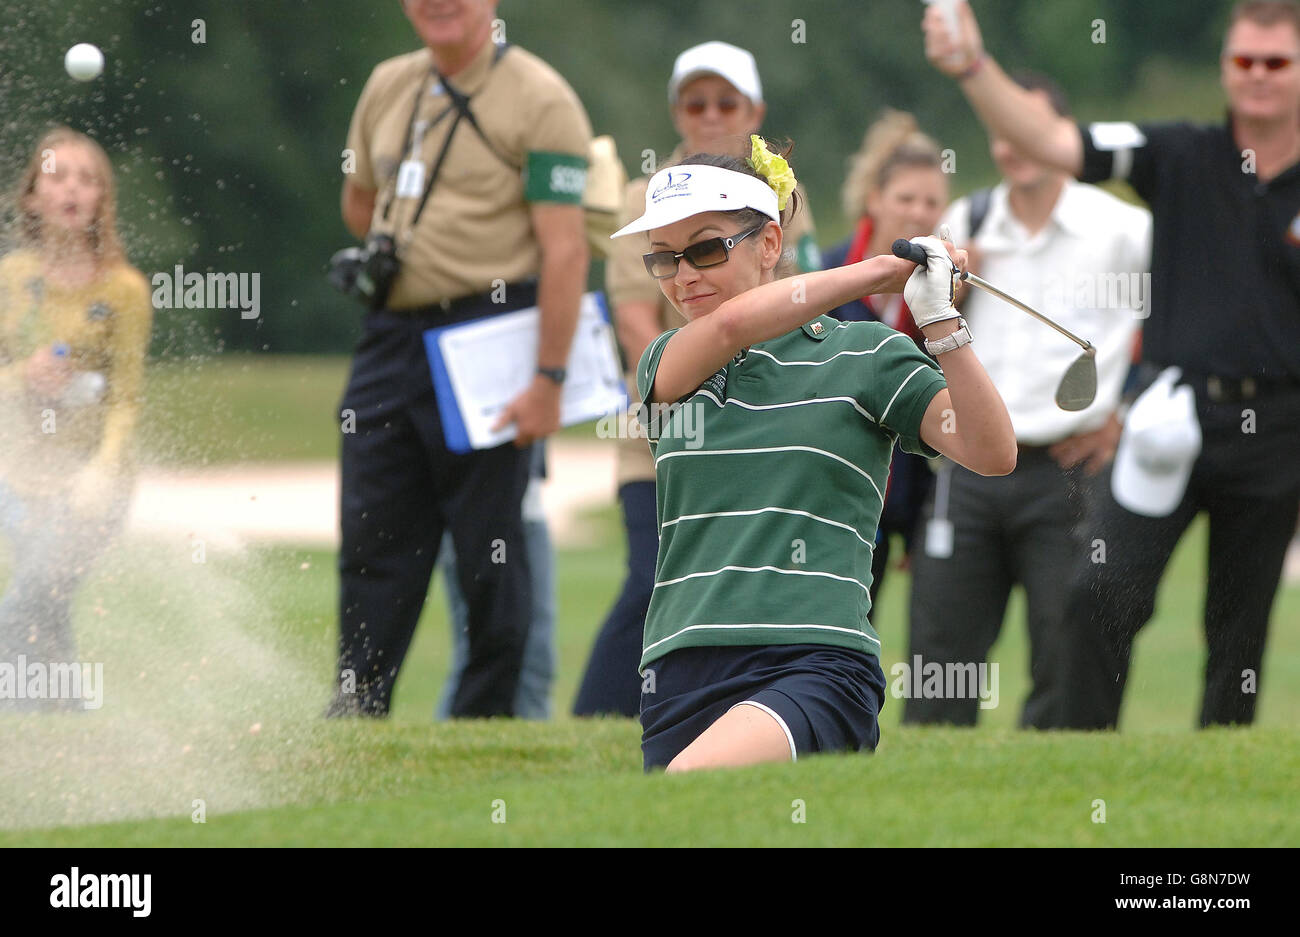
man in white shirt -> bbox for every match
[904,73,1151,728]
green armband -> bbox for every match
[525,151,588,204]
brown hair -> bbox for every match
[1229,0,1300,37]
[12,126,125,266]
[841,109,942,222]
[1008,69,1072,118]
[673,137,802,229]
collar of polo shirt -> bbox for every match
[980,179,1094,244]
[610,164,779,238]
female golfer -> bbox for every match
[0,127,151,709]
[612,138,1015,771]
[573,40,821,719]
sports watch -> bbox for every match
[923,318,973,356]
[537,366,567,385]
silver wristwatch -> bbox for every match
[924,317,973,356]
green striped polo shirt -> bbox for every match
[635,315,947,670]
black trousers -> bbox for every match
[333,298,534,717]
[1058,476,1298,729]
[1057,382,1300,729]
[904,450,1091,728]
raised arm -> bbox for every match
[923,1,1084,178]
[919,375,1016,476]
[647,232,916,404]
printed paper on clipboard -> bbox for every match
[423,292,627,454]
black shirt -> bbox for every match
[1079,116,1300,381]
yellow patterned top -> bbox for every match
[0,249,152,494]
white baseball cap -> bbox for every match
[668,41,763,107]
[609,163,778,239]
[1111,367,1202,517]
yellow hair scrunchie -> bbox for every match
[746,134,797,212]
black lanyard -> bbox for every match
[380,44,514,235]
[378,69,454,228]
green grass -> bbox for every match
[0,509,1297,846]
[137,353,611,466]
[137,354,350,466]
[6,725,1295,847]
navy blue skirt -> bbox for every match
[639,643,887,771]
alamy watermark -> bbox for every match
[889,655,999,710]
[50,867,150,917]
[1042,271,1152,319]
[596,401,704,449]
[151,264,261,319]
[0,656,104,709]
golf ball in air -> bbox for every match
[65,43,104,82]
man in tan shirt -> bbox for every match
[573,40,819,716]
[329,0,591,718]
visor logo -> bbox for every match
[650,171,692,202]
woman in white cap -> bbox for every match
[614,137,1016,771]
[574,40,819,717]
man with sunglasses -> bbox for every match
[572,41,819,717]
[922,0,1300,729]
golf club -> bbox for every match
[891,238,1099,411]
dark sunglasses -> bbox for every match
[681,96,743,116]
[1229,54,1294,71]
[642,224,766,279]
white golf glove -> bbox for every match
[902,235,962,329]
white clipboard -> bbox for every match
[422,291,627,453]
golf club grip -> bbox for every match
[891,238,928,265]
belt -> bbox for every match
[1195,373,1300,403]
[1201,374,1298,403]
[1142,364,1300,404]
[386,278,539,326]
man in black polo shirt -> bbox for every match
[921,0,1300,727]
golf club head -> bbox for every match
[1055,349,1098,411]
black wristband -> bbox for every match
[538,366,566,385]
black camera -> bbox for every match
[327,232,401,309]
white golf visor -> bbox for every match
[610,164,779,239]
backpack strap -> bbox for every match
[967,186,993,239]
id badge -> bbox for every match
[395,159,425,199]
[925,518,954,559]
